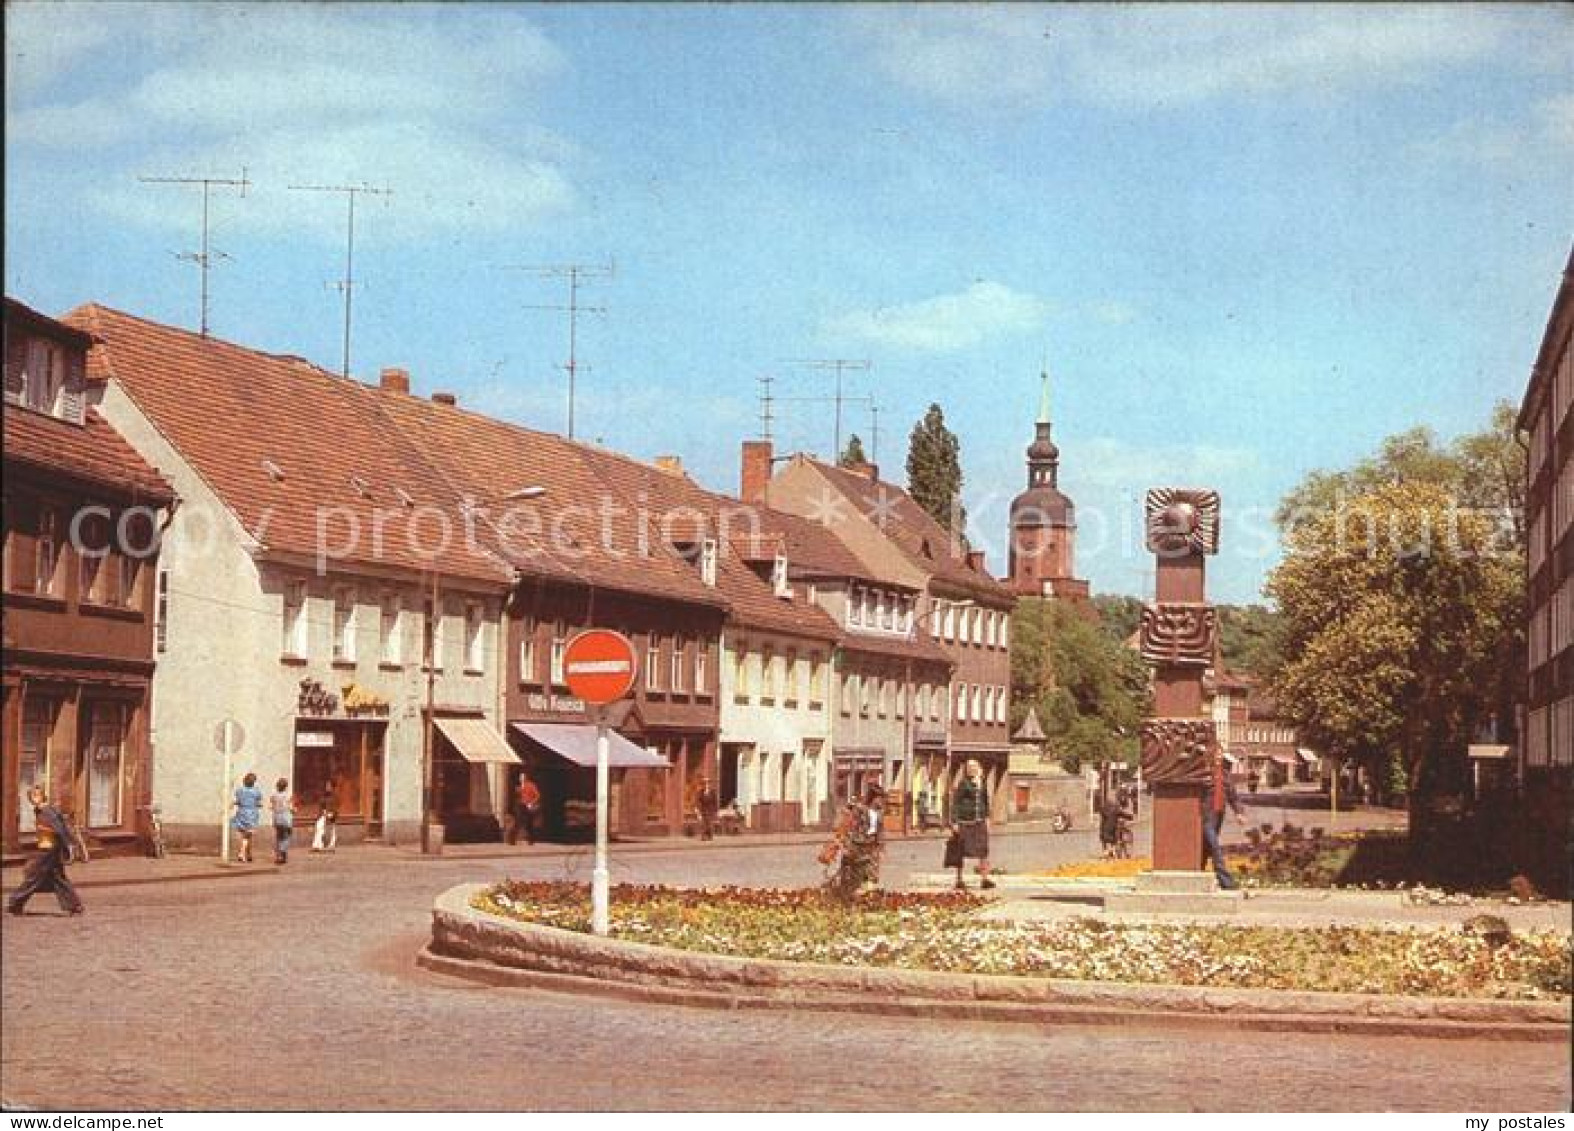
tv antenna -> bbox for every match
[787,358,871,458]
[505,261,613,439]
[757,374,776,441]
[287,181,392,378]
[137,169,251,337]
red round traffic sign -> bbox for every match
[563,629,639,704]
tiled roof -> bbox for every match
[803,458,1015,605]
[755,508,886,586]
[3,402,175,502]
[67,304,508,586]
[574,445,840,640]
[367,389,727,609]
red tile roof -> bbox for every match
[4,402,174,503]
[369,389,727,609]
[68,304,509,585]
[802,458,1015,605]
[573,444,840,640]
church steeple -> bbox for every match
[1026,366,1059,488]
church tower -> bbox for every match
[1008,369,1089,602]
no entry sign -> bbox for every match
[563,629,638,704]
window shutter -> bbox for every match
[3,334,25,403]
[58,353,86,424]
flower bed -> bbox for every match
[474,882,1571,1000]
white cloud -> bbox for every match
[3,5,117,100]
[7,4,574,240]
[1412,92,1574,168]
[852,5,1519,110]
[824,281,1054,352]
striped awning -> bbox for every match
[433,717,520,765]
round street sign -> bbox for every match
[213,717,246,756]
[563,629,638,705]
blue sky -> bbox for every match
[7,3,1571,603]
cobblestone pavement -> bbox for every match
[3,818,1568,1112]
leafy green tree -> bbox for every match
[906,404,966,542]
[838,434,868,468]
[1266,480,1521,840]
[1011,598,1148,773]
[1091,594,1143,645]
[1218,604,1286,679]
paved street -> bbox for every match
[3,806,1567,1113]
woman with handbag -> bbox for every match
[950,759,995,891]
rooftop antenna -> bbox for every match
[757,373,776,441]
[505,261,613,439]
[869,400,881,465]
[287,181,393,378]
[787,358,871,458]
[137,169,251,337]
[776,392,874,461]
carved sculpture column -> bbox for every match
[1139,488,1221,873]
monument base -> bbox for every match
[1133,869,1218,893]
[1106,871,1242,915]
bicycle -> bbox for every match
[139,803,166,859]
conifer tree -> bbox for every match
[838,434,868,468]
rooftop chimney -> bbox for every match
[967,549,987,572]
[654,455,684,476]
[379,367,411,394]
[741,439,773,504]
[432,392,457,406]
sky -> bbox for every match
[6,2,1572,604]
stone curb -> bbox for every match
[425,884,1572,1042]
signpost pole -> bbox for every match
[592,709,611,936]
[221,742,232,864]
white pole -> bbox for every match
[220,735,232,864]
[591,714,611,935]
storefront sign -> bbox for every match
[525,692,587,714]
[295,731,336,748]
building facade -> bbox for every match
[3,299,176,857]
[72,305,514,849]
[1518,245,1573,891]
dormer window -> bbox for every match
[772,554,790,598]
[20,339,65,417]
[700,538,718,587]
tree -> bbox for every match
[838,434,868,468]
[1091,594,1143,645]
[1011,598,1148,773]
[1266,478,1521,847]
[906,404,966,543]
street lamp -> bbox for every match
[902,597,975,833]
[421,485,548,855]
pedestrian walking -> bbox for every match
[950,759,995,890]
[1114,786,1137,859]
[231,772,263,863]
[311,778,338,852]
[1098,791,1121,858]
[7,786,85,917]
[269,778,295,864]
[696,776,719,841]
[1202,757,1246,890]
[827,782,886,899]
[507,772,541,845]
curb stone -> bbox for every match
[424,883,1572,1042]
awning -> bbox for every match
[433,717,520,765]
[1222,752,1239,765]
[1296,748,1320,765]
[511,722,668,769]
[1269,753,1297,766]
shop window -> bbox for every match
[333,586,356,662]
[292,724,385,827]
[86,703,126,828]
[18,698,57,834]
[283,580,308,657]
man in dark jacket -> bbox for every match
[7,786,85,916]
[1201,757,1246,890]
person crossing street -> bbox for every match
[7,786,85,917]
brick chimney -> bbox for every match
[432,392,457,406]
[379,367,410,394]
[741,439,773,504]
[967,549,987,572]
[654,455,684,476]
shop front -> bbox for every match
[509,720,670,840]
[291,718,388,843]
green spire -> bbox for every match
[1038,365,1051,425]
